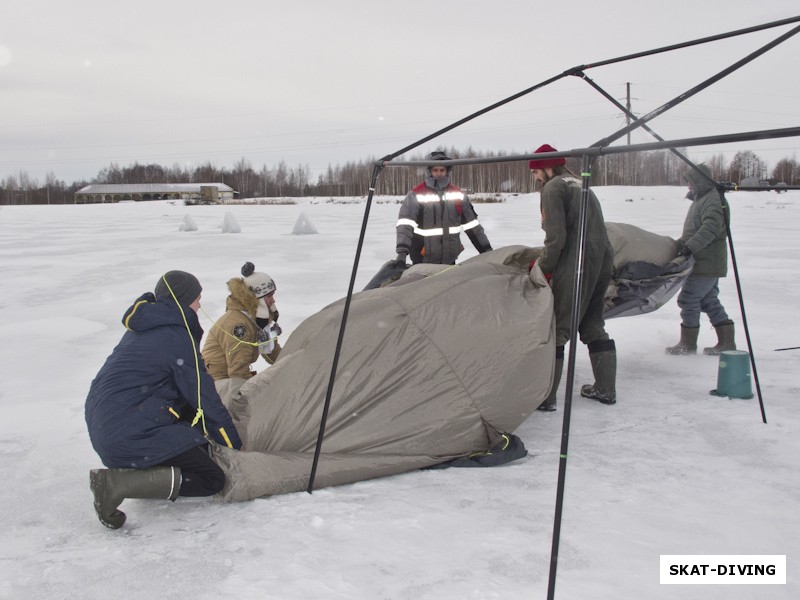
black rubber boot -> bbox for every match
[581,340,617,405]
[537,346,564,412]
[665,325,700,355]
[703,320,736,355]
[90,466,181,530]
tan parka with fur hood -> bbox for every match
[202,278,281,380]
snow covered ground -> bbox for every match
[1,187,798,599]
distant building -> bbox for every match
[73,183,236,204]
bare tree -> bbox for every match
[729,150,766,183]
[771,156,798,185]
[232,157,255,198]
[705,153,728,181]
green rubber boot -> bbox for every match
[703,320,736,355]
[90,466,181,529]
[665,325,699,355]
[581,340,617,405]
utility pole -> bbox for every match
[626,82,632,145]
[625,82,632,184]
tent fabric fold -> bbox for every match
[603,222,693,318]
[213,246,555,502]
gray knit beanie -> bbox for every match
[155,270,202,305]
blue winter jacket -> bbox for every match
[85,293,242,468]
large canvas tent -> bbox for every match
[213,247,555,501]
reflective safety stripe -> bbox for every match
[396,218,418,228]
[399,218,482,237]
[416,191,464,203]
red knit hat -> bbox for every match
[529,144,566,170]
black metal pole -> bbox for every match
[576,73,697,171]
[376,17,799,172]
[581,15,800,71]
[720,193,767,424]
[307,164,383,493]
[377,70,573,164]
[591,22,800,149]
[382,126,800,170]
[379,16,800,168]
[546,153,593,600]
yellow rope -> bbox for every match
[161,275,207,436]
[199,306,281,357]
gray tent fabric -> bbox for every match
[212,246,555,501]
[603,222,694,319]
[605,222,676,270]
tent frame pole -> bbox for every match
[306,164,383,493]
[546,153,594,600]
[720,193,767,423]
[591,22,800,149]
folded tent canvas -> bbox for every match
[213,246,555,501]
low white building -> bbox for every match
[74,183,236,204]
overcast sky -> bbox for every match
[2,0,799,185]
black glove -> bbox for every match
[395,252,408,266]
[675,240,692,257]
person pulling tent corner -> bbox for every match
[529,144,618,411]
[665,164,736,355]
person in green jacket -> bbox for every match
[529,144,617,411]
[666,165,736,355]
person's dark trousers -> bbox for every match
[158,444,225,497]
[677,275,729,327]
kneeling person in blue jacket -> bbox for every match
[85,270,242,529]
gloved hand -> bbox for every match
[257,325,277,355]
[667,254,691,269]
[395,252,408,267]
[270,322,282,338]
[528,260,551,288]
[674,240,692,257]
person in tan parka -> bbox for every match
[202,262,281,385]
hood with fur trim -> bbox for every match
[226,277,259,318]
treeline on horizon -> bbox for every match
[2,147,798,205]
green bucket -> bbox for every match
[710,350,753,399]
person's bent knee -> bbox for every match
[179,461,226,497]
[203,461,226,496]
[587,339,615,353]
